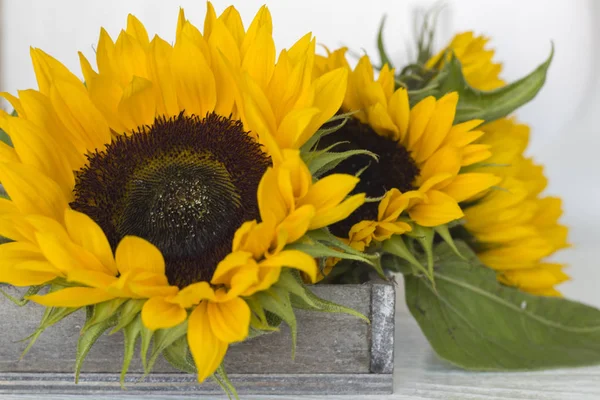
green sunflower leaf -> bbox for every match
[308,149,378,178]
[214,364,239,400]
[377,15,392,69]
[82,298,126,334]
[120,314,142,387]
[300,111,354,153]
[75,313,118,383]
[147,320,188,374]
[247,296,280,336]
[0,285,43,306]
[435,45,553,124]
[405,240,600,370]
[302,229,382,273]
[162,336,197,374]
[110,298,145,334]
[291,291,370,323]
[140,322,154,373]
[255,287,297,359]
[434,224,466,260]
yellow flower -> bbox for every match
[0,5,362,382]
[426,31,505,91]
[463,119,569,296]
[314,49,500,250]
[427,32,569,296]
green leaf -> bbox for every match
[381,235,432,282]
[75,314,118,383]
[162,336,197,374]
[300,113,351,154]
[147,320,188,373]
[140,322,154,372]
[255,288,297,359]
[436,45,553,123]
[288,269,369,323]
[82,298,126,334]
[309,149,378,178]
[0,285,43,306]
[214,364,239,400]
[376,15,392,69]
[110,298,145,334]
[302,229,382,273]
[405,241,600,371]
[434,224,466,260]
[21,306,78,359]
[120,315,142,387]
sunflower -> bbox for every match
[313,49,500,251]
[426,31,505,91]
[0,4,364,383]
[429,32,569,296]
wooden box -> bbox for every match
[0,282,395,396]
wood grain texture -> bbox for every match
[0,282,393,396]
[3,280,600,399]
[0,285,373,374]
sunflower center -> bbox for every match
[317,116,420,237]
[71,112,271,288]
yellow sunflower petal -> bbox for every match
[442,173,501,203]
[172,27,216,117]
[207,297,250,343]
[188,302,228,382]
[28,287,115,307]
[0,262,56,286]
[310,193,366,230]
[169,281,215,308]
[299,173,359,210]
[260,249,317,283]
[115,236,165,275]
[117,76,156,131]
[0,162,68,221]
[142,297,187,331]
[408,190,464,227]
[64,209,117,276]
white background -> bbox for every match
[0,0,598,307]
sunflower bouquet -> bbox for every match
[1,3,599,398]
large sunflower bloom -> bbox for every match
[313,49,500,250]
[430,32,569,296]
[0,5,363,382]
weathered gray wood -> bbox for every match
[0,282,394,395]
[370,283,395,374]
[0,372,392,396]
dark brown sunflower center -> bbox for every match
[316,116,420,237]
[70,112,271,288]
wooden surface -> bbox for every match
[0,282,394,396]
[0,285,374,374]
[3,279,599,399]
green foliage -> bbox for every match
[254,287,298,358]
[0,285,43,306]
[421,46,554,123]
[286,228,380,275]
[403,241,600,370]
[162,336,197,374]
[120,315,142,387]
[376,16,392,69]
[308,148,378,178]
[82,298,126,334]
[300,112,353,154]
[75,313,118,383]
[147,320,188,373]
